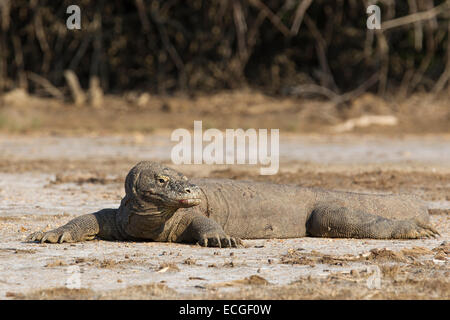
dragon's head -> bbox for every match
[124,161,202,209]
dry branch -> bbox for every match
[382,1,450,31]
[290,0,313,35]
[27,72,63,99]
[64,70,86,106]
[247,0,291,37]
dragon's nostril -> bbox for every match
[185,188,191,193]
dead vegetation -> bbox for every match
[0,1,448,102]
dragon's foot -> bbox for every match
[26,228,76,243]
[197,232,243,248]
[392,220,440,239]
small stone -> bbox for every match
[350,269,360,278]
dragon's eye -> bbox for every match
[157,176,168,184]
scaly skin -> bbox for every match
[27,161,439,247]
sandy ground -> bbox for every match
[0,133,449,299]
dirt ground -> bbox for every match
[0,89,449,135]
[0,91,449,300]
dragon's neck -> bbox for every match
[117,195,179,239]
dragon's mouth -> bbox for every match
[141,192,201,208]
[139,187,202,208]
[178,198,201,207]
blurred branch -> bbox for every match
[28,72,63,99]
[409,26,435,92]
[0,0,10,31]
[304,15,339,92]
[247,0,291,37]
[408,0,423,51]
[433,21,450,93]
[12,35,27,89]
[64,70,86,106]
[233,0,248,63]
[290,0,313,35]
[33,7,51,73]
[290,73,379,105]
[382,1,450,31]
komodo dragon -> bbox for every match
[27,161,439,247]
